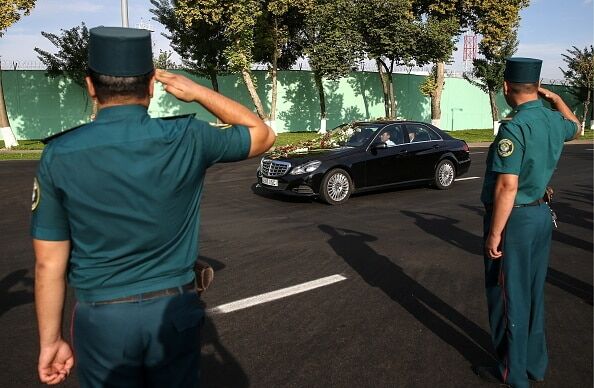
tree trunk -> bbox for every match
[269,44,278,133]
[430,62,445,127]
[314,71,327,133]
[387,71,396,119]
[0,64,18,148]
[376,58,390,118]
[488,89,500,135]
[241,68,266,119]
[581,88,590,136]
[209,71,219,93]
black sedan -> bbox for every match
[256,120,471,204]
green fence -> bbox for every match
[1,69,589,140]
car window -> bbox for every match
[376,125,404,146]
[344,124,383,147]
[407,124,441,143]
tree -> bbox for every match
[414,0,471,127]
[302,0,362,131]
[35,23,93,117]
[0,0,36,148]
[153,49,179,70]
[465,0,529,132]
[176,0,267,119]
[35,23,89,88]
[356,0,421,119]
[253,0,312,130]
[417,15,460,127]
[150,0,229,92]
[561,45,594,134]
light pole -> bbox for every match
[451,108,463,131]
[121,0,129,27]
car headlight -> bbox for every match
[290,160,322,175]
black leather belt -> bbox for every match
[484,198,545,211]
[93,281,196,305]
[513,198,545,208]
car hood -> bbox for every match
[266,147,359,164]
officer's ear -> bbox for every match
[85,76,97,100]
[148,72,156,99]
[503,80,509,96]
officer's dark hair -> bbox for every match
[507,82,538,95]
[87,69,154,103]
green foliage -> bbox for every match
[303,0,362,81]
[561,45,594,97]
[467,0,528,59]
[175,0,261,72]
[153,50,179,70]
[0,0,36,37]
[34,23,89,88]
[356,0,419,66]
[150,0,229,79]
[464,32,517,94]
[420,65,438,97]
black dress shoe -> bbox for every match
[472,366,511,387]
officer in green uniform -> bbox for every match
[474,58,580,387]
[31,26,275,387]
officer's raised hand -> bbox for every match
[155,68,276,157]
[155,69,199,102]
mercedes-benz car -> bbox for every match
[256,120,471,205]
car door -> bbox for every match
[364,124,412,187]
[403,123,444,180]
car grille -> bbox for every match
[261,159,291,177]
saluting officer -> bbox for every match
[474,58,580,388]
[31,26,275,387]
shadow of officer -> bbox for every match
[318,224,495,366]
[0,268,34,317]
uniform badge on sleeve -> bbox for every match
[497,139,514,157]
[32,177,40,211]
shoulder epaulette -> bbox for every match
[42,124,86,144]
[159,113,196,121]
[499,110,517,124]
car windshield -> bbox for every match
[330,124,383,147]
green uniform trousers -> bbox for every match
[72,288,204,388]
[483,203,552,388]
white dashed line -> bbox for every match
[586,148,594,151]
[470,152,485,154]
[455,176,481,181]
[208,274,348,314]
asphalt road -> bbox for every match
[1,144,592,388]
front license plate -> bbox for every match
[262,177,278,187]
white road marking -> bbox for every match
[208,274,347,314]
[455,176,481,181]
[585,148,594,151]
[470,151,485,154]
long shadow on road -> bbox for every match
[319,224,495,367]
[0,268,34,317]
[408,206,593,306]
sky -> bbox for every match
[0,0,592,81]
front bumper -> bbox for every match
[256,169,318,197]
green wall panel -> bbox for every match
[1,69,589,140]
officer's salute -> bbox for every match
[31,26,275,387]
[474,58,580,388]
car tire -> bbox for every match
[434,159,456,190]
[320,168,353,205]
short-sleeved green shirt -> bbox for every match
[481,99,578,205]
[31,105,251,302]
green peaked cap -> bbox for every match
[89,26,153,76]
[504,57,542,83]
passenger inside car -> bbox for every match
[379,130,396,147]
